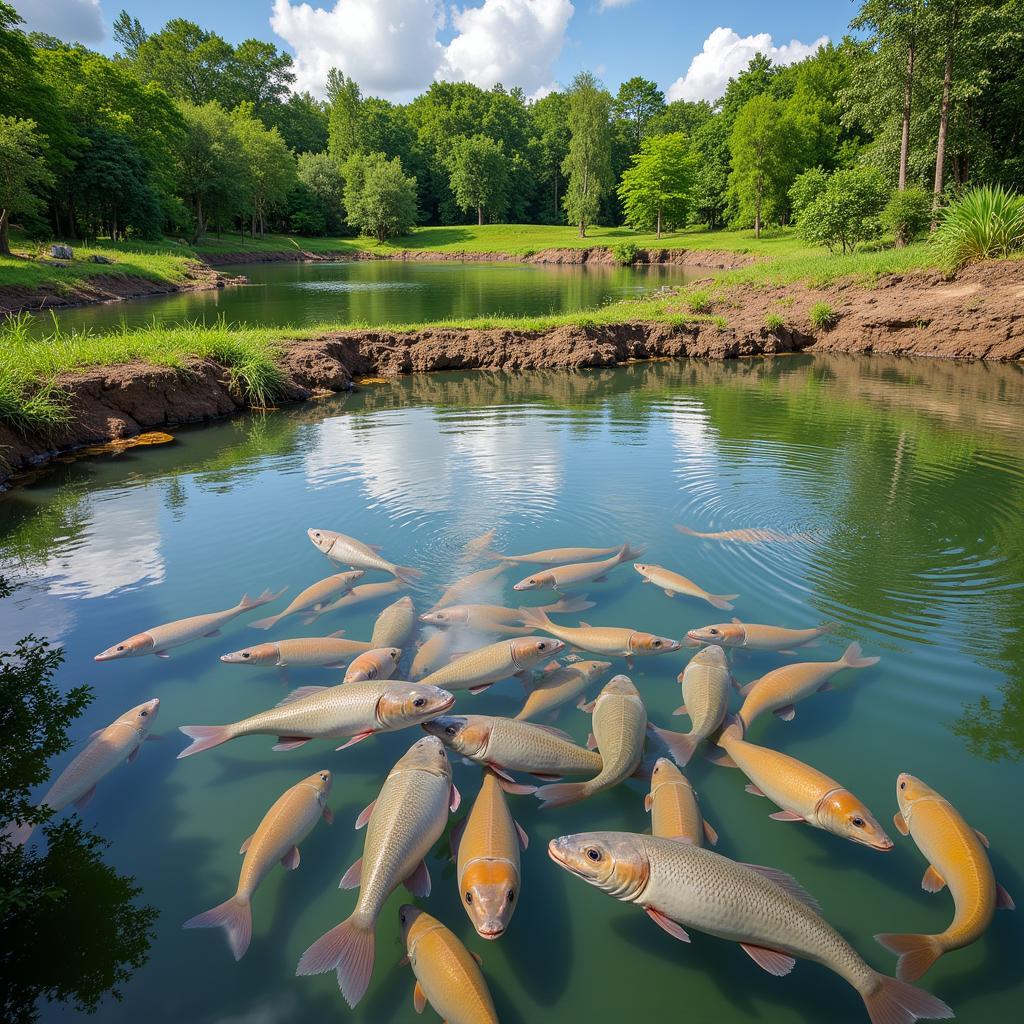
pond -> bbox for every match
[36,259,705,336]
[2,355,1021,1024]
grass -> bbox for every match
[764,313,785,331]
[809,301,838,329]
[931,185,1024,273]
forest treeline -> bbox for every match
[0,0,1022,253]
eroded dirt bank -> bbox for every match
[1,261,1020,484]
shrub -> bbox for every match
[610,241,640,266]
[931,184,1024,272]
[809,301,837,330]
[792,166,889,254]
[764,313,784,331]
[685,289,712,313]
[882,186,932,247]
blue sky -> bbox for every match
[16,1,856,102]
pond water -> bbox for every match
[35,259,703,336]
[2,355,1022,1024]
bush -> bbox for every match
[809,301,837,330]
[882,186,932,247]
[610,241,640,266]
[764,313,785,331]
[685,289,712,314]
[931,184,1024,272]
[792,166,889,255]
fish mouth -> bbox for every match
[865,836,895,852]
[477,924,505,940]
[434,692,457,714]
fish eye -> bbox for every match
[242,652,250,659]
[465,892,473,904]
[852,816,865,828]
[140,710,148,717]
[446,726,457,736]
[117,645,125,651]
[507,889,515,902]
[413,698,426,708]
[586,848,601,861]
[708,629,719,636]
[652,639,662,647]
[899,781,906,790]
[320,773,328,781]
[400,911,406,923]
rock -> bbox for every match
[49,244,74,260]
[87,254,114,264]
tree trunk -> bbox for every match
[899,27,916,192]
[477,204,483,227]
[932,5,957,227]
[0,210,10,256]
[579,220,586,238]
[191,195,206,244]
[656,207,662,239]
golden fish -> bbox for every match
[428,564,508,613]
[549,832,952,1024]
[496,544,631,565]
[220,632,375,670]
[370,596,417,649]
[687,618,832,652]
[876,773,1014,981]
[420,636,565,694]
[318,579,409,616]
[183,770,333,959]
[515,659,612,721]
[513,543,644,592]
[633,562,738,610]
[297,736,457,1008]
[645,758,718,846]
[399,905,499,1024]
[411,629,458,680]
[462,528,498,558]
[675,523,814,543]
[420,595,593,636]
[517,606,680,662]
[343,647,402,683]
[249,572,364,630]
[95,588,285,660]
[307,528,422,583]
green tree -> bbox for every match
[881,183,933,244]
[231,104,296,238]
[649,98,714,138]
[562,71,612,237]
[292,150,345,235]
[529,91,571,223]
[0,117,54,254]
[791,165,889,253]
[617,132,695,237]
[112,9,147,61]
[266,91,328,154]
[342,151,418,242]
[132,19,234,105]
[448,134,508,225]
[613,76,665,149]
[690,116,731,228]
[225,38,295,112]
[327,69,364,165]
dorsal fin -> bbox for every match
[276,685,328,707]
[741,862,821,911]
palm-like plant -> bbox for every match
[932,185,1024,272]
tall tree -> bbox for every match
[0,117,54,254]
[617,132,695,237]
[342,151,418,243]
[230,104,296,238]
[529,91,571,223]
[131,19,233,105]
[447,134,508,225]
[112,9,147,61]
[613,76,665,149]
[562,71,612,238]
[326,69,364,165]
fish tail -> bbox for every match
[843,642,880,668]
[249,613,281,630]
[708,593,740,611]
[177,724,233,759]
[619,541,647,562]
[874,934,945,983]
[535,780,593,809]
[392,565,422,584]
[240,587,287,611]
[647,723,700,767]
[712,713,744,750]
[183,894,253,960]
[673,524,699,537]
[297,914,375,1008]
[517,606,552,630]
[3,819,36,846]
[863,970,953,1024]
[541,594,595,615]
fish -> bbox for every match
[370,596,417,649]
[517,606,681,662]
[249,572,364,630]
[451,769,528,939]
[494,544,633,565]
[4,699,160,846]
[536,675,646,808]
[317,580,409,616]
[411,629,458,680]
[645,758,718,847]
[297,736,457,1008]
[513,543,645,592]
[428,564,508,613]
[220,633,376,671]
[462,528,498,558]
[399,905,499,1024]
[420,636,565,694]
[737,642,880,732]
[647,645,733,767]
[876,773,1014,981]
[686,618,832,652]
[675,523,814,544]
[515,659,612,721]
[95,588,285,660]
[548,832,953,1024]
[714,717,893,851]
[424,715,603,780]
[343,647,403,683]
[420,595,594,636]
[177,680,455,758]
[183,770,334,960]
[633,562,739,611]
[307,528,422,583]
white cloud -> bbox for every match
[666,26,828,103]
[271,0,573,100]
[15,0,104,43]
[597,0,636,10]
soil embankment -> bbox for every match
[0,260,1020,485]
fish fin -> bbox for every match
[842,642,880,669]
[745,784,766,797]
[127,745,140,764]
[241,587,287,611]
[73,785,97,811]
[773,705,796,722]
[281,845,301,870]
[708,594,739,611]
[535,781,590,809]
[248,614,280,631]
[662,589,675,598]
[393,565,422,584]
[336,730,375,751]
[155,651,171,659]
[769,810,806,822]
[647,722,699,767]
[645,907,690,942]
[530,723,576,743]
[817,681,834,692]
[492,771,536,796]
[296,914,376,1009]
[339,857,363,889]
[777,649,797,656]
[973,828,989,848]
[578,620,592,629]
[578,698,596,712]
[178,724,232,759]
[703,820,719,846]
[354,801,376,829]
[322,805,334,824]
[239,833,254,854]
[996,884,1014,910]
[741,863,821,911]
[301,613,320,626]
[862,971,953,1024]
[450,783,461,812]
[203,629,222,638]
[592,575,608,583]
[183,895,253,961]
[273,737,311,752]
[413,980,426,1013]
[704,747,737,768]
[403,859,431,898]
[873,934,943,982]
[622,543,647,560]
[468,683,494,695]
[921,865,946,893]
[276,685,328,707]
[893,811,909,836]
[531,772,562,782]
[671,704,688,717]
[328,629,347,638]
[543,595,595,614]
[644,793,653,812]
[449,816,467,860]
[731,617,743,624]
[586,732,598,750]
[740,943,795,976]
[514,819,529,850]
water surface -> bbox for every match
[2,355,1022,1023]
